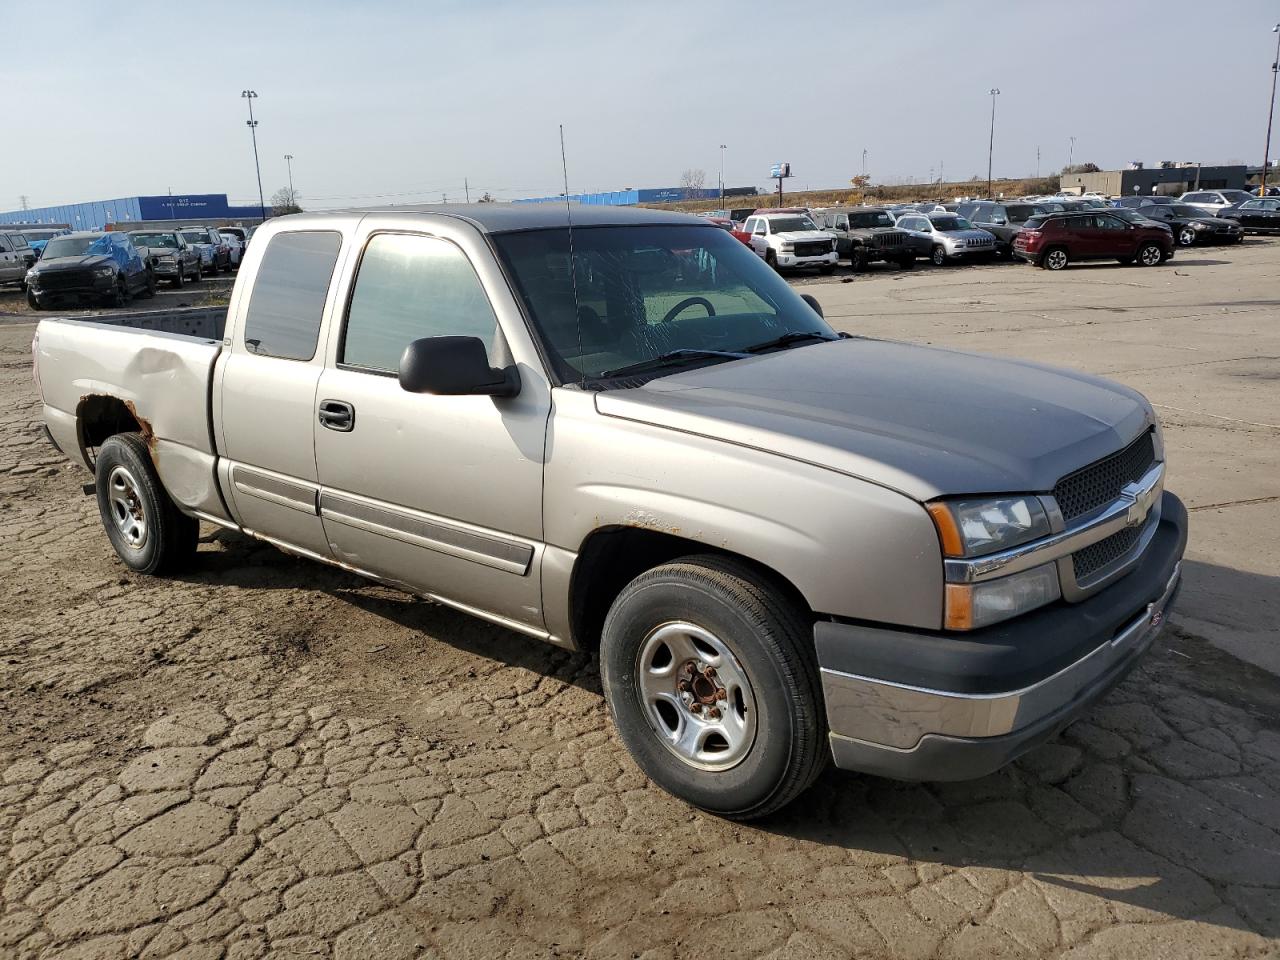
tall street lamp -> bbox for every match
[719,144,727,209]
[1262,23,1280,196]
[987,88,1000,198]
[284,154,295,206]
[241,90,266,222]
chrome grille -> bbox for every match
[1053,431,1156,522]
[873,233,904,249]
[1072,525,1142,582]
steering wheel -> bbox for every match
[660,296,716,324]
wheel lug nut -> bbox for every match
[690,703,702,713]
[707,708,721,720]
[703,666,716,678]
[715,689,727,700]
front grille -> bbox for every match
[37,271,94,291]
[1053,430,1156,522]
[793,241,831,257]
[1072,525,1142,582]
[872,233,904,249]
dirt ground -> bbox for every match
[0,243,1278,960]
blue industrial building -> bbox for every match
[515,187,723,206]
[0,194,268,230]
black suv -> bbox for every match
[959,202,1051,257]
[815,207,914,270]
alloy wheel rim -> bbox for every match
[1141,245,1161,265]
[635,621,757,771]
[107,466,147,550]
[1179,229,1194,246]
[1048,251,1067,269]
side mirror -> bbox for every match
[398,336,520,398]
[991,217,1007,225]
[800,293,824,318]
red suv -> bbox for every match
[1013,212,1173,270]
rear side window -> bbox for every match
[341,233,498,373]
[1023,216,1047,230]
[242,231,342,360]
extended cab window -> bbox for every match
[341,233,497,372]
[242,231,342,360]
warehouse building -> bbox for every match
[515,186,756,206]
[0,194,268,230]
[1061,163,1248,198]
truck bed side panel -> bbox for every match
[36,319,229,520]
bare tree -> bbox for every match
[478,192,496,203]
[680,168,707,199]
[271,187,303,216]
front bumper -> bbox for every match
[151,261,181,277]
[777,251,838,267]
[817,491,1187,781]
[28,273,116,302]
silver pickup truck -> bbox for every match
[33,205,1187,819]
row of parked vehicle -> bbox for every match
[0,223,256,309]
[717,185,1277,275]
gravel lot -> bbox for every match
[1,244,1278,960]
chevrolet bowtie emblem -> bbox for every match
[1122,478,1159,528]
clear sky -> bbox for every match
[3,0,1279,211]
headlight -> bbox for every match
[26,269,37,283]
[94,267,114,278]
[780,243,795,252]
[927,496,1051,557]
[944,563,1061,630]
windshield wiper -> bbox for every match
[598,348,749,379]
[742,330,839,353]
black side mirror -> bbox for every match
[800,293,824,318]
[398,336,519,398]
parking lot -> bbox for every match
[1,242,1278,960]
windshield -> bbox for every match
[132,233,179,249]
[849,212,893,228]
[25,229,64,242]
[493,225,835,383]
[929,216,973,231]
[1221,191,1252,204]
[766,217,816,232]
[181,231,206,244]
[42,236,104,259]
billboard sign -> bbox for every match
[769,162,792,179]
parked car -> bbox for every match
[814,207,914,270]
[32,204,1187,819]
[1136,204,1242,247]
[0,232,35,286]
[1178,189,1256,215]
[1104,208,1171,233]
[180,227,231,274]
[1013,211,1174,270]
[883,211,934,260]
[962,202,1052,257]
[219,230,246,267]
[20,227,71,256]
[25,232,155,309]
[1216,197,1280,234]
[129,230,204,286]
[1114,195,1177,209]
[740,212,838,273]
[892,213,997,266]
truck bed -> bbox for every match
[35,306,230,522]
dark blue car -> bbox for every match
[25,232,155,310]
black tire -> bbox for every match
[1134,242,1164,267]
[142,271,157,299]
[897,255,915,270]
[1041,246,1070,270]
[849,247,867,271]
[193,262,203,282]
[599,555,826,820]
[94,433,198,575]
[173,265,185,288]
[109,276,128,307]
[930,245,947,267]
[765,250,779,272]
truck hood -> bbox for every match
[941,229,996,243]
[773,230,833,243]
[32,254,113,274]
[595,338,1154,501]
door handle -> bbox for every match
[318,399,355,432]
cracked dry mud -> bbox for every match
[1,319,1278,960]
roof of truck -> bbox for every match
[317,203,705,233]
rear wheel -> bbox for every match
[173,265,186,288]
[1041,247,1069,270]
[1177,226,1196,246]
[1135,242,1163,267]
[930,245,947,267]
[599,555,826,820]
[95,433,199,575]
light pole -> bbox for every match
[241,91,266,222]
[719,144,727,209]
[1262,23,1280,196]
[987,88,1000,198]
[284,154,295,207]
[1068,135,1077,171]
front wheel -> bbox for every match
[930,245,947,267]
[95,433,199,575]
[27,290,42,310]
[173,265,186,288]
[1177,227,1196,247]
[849,248,868,271]
[1135,242,1164,267]
[765,250,780,272]
[599,555,826,820]
[142,271,157,299]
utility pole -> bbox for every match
[241,91,266,222]
[19,195,29,211]
[284,154,295,206]
[465,178,470,203]
[862,149,868,178]
[987,88,1000,198]
[1036,145,1040,178]
[719,143,727,209]
[1261,23,1280,196]
[1068,135,1076,171]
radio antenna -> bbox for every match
[560,124,585,387]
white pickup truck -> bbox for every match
[33,205,1186,819]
